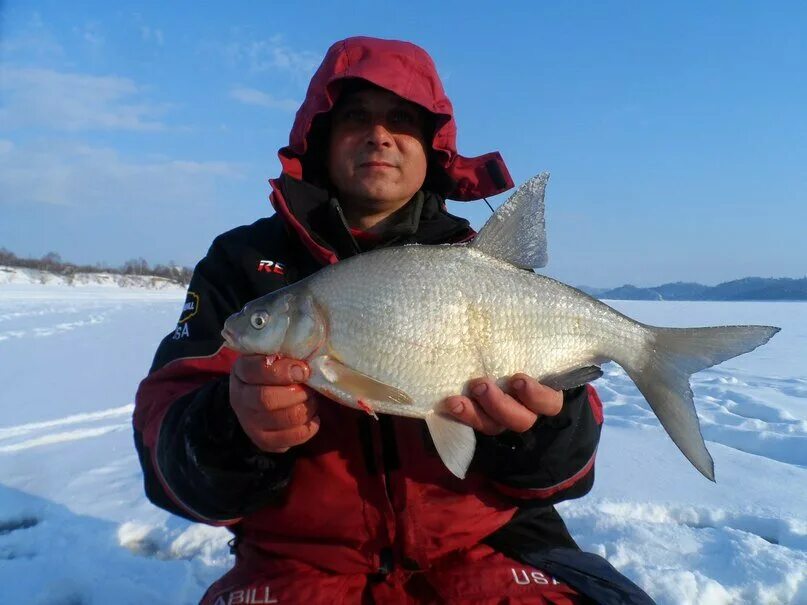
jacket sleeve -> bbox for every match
[133,230,293,524]
[475,384,604,505]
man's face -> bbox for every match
[327,87,429,211]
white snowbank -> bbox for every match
[0,265,185,300]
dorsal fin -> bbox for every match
[471,172,549,269]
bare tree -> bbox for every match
[1,247,192,285]
[0,247,18,265]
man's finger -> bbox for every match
[510,373,564,417]
[467,379,537,433]
[444,395,506,435]
[249,416,322,453]
[262,399,320,431]
[231,375,310,413]
[233,355,310,386]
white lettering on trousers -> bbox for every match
[218,587,278,604]
[511,568,562,586]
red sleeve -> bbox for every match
[133,228,292,523]
[134,347,241,524]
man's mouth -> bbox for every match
[359,161,395,168]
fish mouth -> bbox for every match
[221,326,238,348]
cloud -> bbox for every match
[0,67,168,131]
[0,140,243,208]
[229,87,299,112]
[140,26,164,46]
[225,36,319,78]
[0,12,64,60]
[75,22,105,48]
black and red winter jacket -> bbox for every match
[133,173,604,573]
[133,36,604,577]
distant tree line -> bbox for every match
[0,248,193,285]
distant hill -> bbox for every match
[575,285,609,297]
[654,282,712,300]
[597,284,662,300]
[595,277,807,301]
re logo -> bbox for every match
[257,260,285,275]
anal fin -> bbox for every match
[425,411,476,479]
[540,366,603,391]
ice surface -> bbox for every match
[0,281,804,603]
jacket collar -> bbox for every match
[270,174,474,266]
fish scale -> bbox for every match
[313,247,592,404]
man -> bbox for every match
[135,36,651,604]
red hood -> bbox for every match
[277,36,513,201]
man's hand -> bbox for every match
[230,355,321,453]
[444,374,563,435]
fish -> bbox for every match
[221,173,780,481]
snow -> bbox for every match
[0,282,804,604]
[0,265,184,293]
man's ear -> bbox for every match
[300,113,332,187]
[420,109,436,142]
[423,154,455,197]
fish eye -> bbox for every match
[250,311,270,330]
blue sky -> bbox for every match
[1,2,805,288]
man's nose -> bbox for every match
[364,122,393,147]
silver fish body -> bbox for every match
[223,174,779,480]
[304,245,627,415]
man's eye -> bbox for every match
[342,108,368,122]
[389,109,415,124]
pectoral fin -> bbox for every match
[308,355,414,418]
[425,411,476,479]
[540,365,603,391]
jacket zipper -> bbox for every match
[331,198,403,577]
[378,415,402,575]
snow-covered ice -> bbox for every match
[0,277,805,604]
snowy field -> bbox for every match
[0,280,805,604]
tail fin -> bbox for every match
[622,325,780,481]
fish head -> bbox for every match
[222,289,327,359]
[221,291,293,355]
